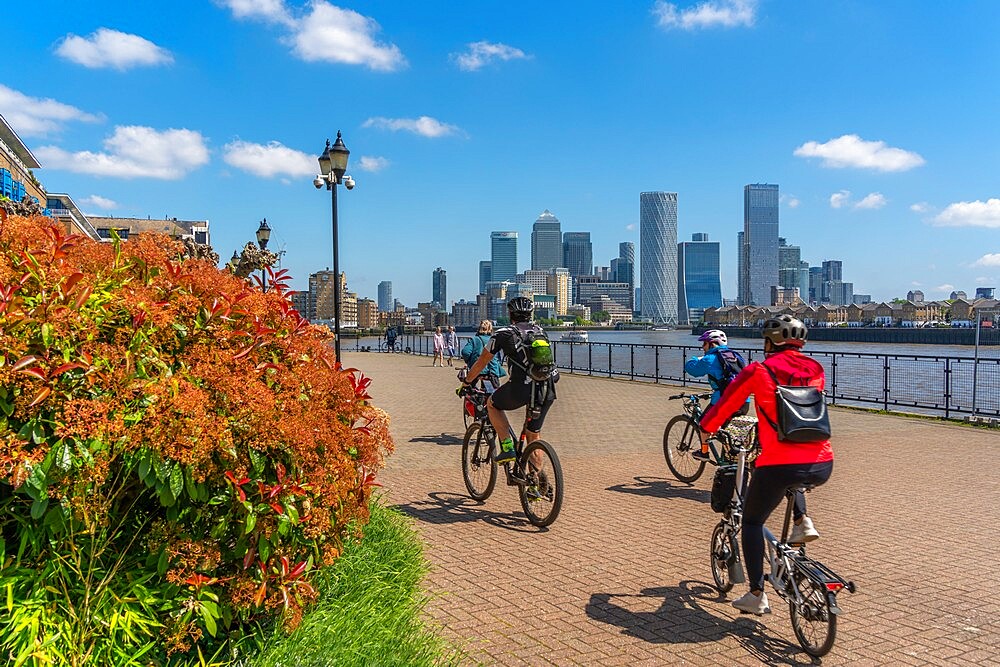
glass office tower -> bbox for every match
[562,232,593,279]
[677,233,722,325]
[640,191,678,326]
[490,232,518,282]
[743,183,779,306]
[377,280,392,312]
[531,210,562,271]
[432,267,446,307]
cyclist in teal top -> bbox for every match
[684,329,749,461]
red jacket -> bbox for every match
[701,349,833,467]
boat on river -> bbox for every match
[560,330,589,343]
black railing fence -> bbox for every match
[350,334,1000,420]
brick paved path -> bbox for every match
[351,351,999,666]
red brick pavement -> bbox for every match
[351,351,1000,666]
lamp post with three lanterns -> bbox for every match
[314,131,355,363]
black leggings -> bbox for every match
[742,460,834,591]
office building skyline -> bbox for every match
[640,191,678,326]
[432,267,447,307]
[531,209,563,271]
[377,280,392,312]
[562,231,593,279]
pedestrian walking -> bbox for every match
[432,326,446,367]
[445,326,458,367]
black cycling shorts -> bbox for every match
[489,380,556,433]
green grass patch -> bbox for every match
[246,501,462,667]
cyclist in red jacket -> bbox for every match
[700,315,834,616]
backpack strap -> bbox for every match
[758,362,781,434]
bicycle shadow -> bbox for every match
[586,580,819,665]
[606,476,711,504]
[409,433,464,446]
[394,491,544,533]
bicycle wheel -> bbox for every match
[663,415,706,483]
[710,521,735,594]
[518,440,564,527]
[462,422,497,501]
[789,573,838,657]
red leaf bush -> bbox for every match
[0,215,393,663]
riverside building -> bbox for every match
[640,191,679,326]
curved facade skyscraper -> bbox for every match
[640,192,678,326]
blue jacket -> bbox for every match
[684,345,749,405]
[461,334,506,378]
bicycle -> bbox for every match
[709,441,856,657]
[663,392,759,483]
[458,386,564,527]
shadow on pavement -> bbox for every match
[606,476,711,504]
[586,580,818,666]
[394,491,544,533]
[409,433,464,446]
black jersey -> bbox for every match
[486,322,543,384]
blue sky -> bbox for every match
[4,0,1000,305]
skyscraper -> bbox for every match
[640,191,678,326]
[743,183,780,306]
[531,209,562,271]
[490,232,518,282]
[799,261,810,304]
[562,232,593,279]
[432,267,447,307]
[611,241,635,311]
[377,280,392,312]
[778,238,802,292]
[478,261,492,295]
[677,233,722,325]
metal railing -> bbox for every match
[348,334,1000,420]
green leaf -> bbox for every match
[244,513,257,535]
[157,548,168,576]
[169,465,184,500]
[247,446,265,473]
[138,454,150,482]
[41,323,52,347]
[0,400,13,417]
[257,537,271,563]
[155,457,171,482]
[201,607,217,638]
[30,498,48,520]
[286,504,299,525]
[184,470,198,501]
[158,486,175,507]
[55,441,72,472]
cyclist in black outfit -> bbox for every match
[461,297,556,464]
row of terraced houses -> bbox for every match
[704,298,1000,329]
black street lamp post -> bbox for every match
[315,131,354,363]
[256,218,271,291]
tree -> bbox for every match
[592,310,611,323]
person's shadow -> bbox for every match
[409,433,463,446]
[605,476,711,504]
[394,491,544,533]
[586,581,820,665]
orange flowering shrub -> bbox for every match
[0,215,393,664]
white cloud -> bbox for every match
[80,195,118,210]
[829,190,851,209]
[855,192,887,210]
[290,2,406,71]
[935,284,954,292]
[0,84,102,137]
[362,116,461,138]
[910,202,931,213]
[55,28,173,70]
[976,276,996,285]
[654,0,757,30]
[911,281,922,287]
[223,140,314,178]
[794,134,925,172]
[973,254,1000,268]
[932,199,1000,228]
[452,41,530,71]
[35,126,209,179]
[780,194,800,208]
[626,224,636,231]
[215,0,294,26]
[357,155,390,172]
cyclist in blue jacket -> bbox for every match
[684,329,749,460]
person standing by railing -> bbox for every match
[432,326,446,367]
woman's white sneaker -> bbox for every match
[732,590,770,615]
[789,516,820,544]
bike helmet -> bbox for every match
[507,296,534,322]
[762,314,808,348]
[697,329,727,346]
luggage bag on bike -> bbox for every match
[710,465,741,513]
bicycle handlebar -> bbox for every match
[669,392,713,401]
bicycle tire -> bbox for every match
[789,573,838,657]
[517,440,563,527]
[462,422,497,501]
[663,415,706,483]
[710,521,735,594]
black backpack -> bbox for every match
[711,348,747,393]
[511,324,556,382]
[760,363,831,443]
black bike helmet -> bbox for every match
[762,314,807,348]
[507,296,534,322]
